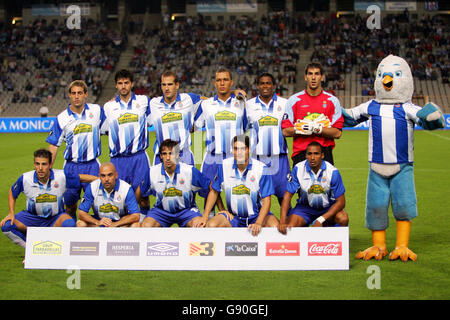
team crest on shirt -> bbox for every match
[89,113,94,119]
[179,178,185,185]
[36,193,57,203]
[163,187,183,197]
[54,182,59,189]
[250,176,255,182]
[118,113,139,125]
[161,112,182,123]
[99,203,119,213]
[73,123,93,135]
[215,111,236,121]
[232,184,250,195]
[322,101,327,108]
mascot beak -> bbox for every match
[382,72,393,91]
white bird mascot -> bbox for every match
[342,54,445,262]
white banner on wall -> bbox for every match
[25,227,349,271]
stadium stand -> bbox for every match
[0,2,448,115]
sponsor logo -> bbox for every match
[99,203,119,213]
[266,242,300,256]
[161,112,182,123]
[70,242,99,256]
[35,193,57,203]
[308,184,326,195]
[215,110,236,121]
[308,242,342,256]
[163,187,183,197]
[73,123,92,135]
[106,242,140,256]
[304,112,323,121]
[118,113,138,125]
[258,115,278,126]
[147,242,179,256]
[225,242,258,256]
[232,184,250,195]
[189,242,215,256]
[32,241,63,255]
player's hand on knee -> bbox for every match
[248,222,262,236]
[0,213,14,227]
[277,223,289,235]
[99,217,112,227]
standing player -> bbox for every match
[46,80,105,217]
[205,135,279,236]
[139,139,211,228]
[0,149,97,248]
[102,69,151,216]
[246,72,289,205]
[278,142,348,234]
[76,162,140,227]
[148,71,202,165]
[194,67,248,188]
[281,63,344,166]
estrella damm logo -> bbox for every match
[232,184,250,195]
[118,113,139,125]
[161,112,182,123]
[99,203,119,213]
[32,241,63,255]
[258,115,278,126]
[304,112,323,121]
[36,193,57,203]
[163,187,183,197]
[73,123,92,135]
[215,110,236,121]
[308,184,326,195]
[189,242,215,256]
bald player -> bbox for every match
[76,162,140,227]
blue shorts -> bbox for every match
[287,204,328,226]
[256,154,290,199]
[146,206,202,227]
[63,159,100,205]
[153,148,194,166]
[14,210,68,227]
[220,212,274,227]
[111,150,151,191]
[200,152,229,198]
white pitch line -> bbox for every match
[422,130,450,141]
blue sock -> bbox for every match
[61,219,76,227]
[1,220,26,247]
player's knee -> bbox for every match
[76,220,87,227]
[1,220,13,233]
[335,211,349,226]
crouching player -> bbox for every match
[278,142,348,234]
[0,149,97,248]
[138,139,211,228]
[205,135,279,236]
[76,162,140,227]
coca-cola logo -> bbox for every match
[308,242,342,256]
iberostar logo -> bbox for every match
[118,113,138,125]
[308,184,326,195]
[36,193,57,203]
[161,112,182,123]
[232,184,250,195]
[258,115,278,126]
[189,242,215,256]
[99,203,119,213]
[163,187,183,197]
[73,123,92,135]
[32,240,63,255]
[304,112,324,121]
[215,110,236,121]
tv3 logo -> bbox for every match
[189,242,215,256]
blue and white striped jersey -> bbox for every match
[11,169,80,218]
[345,100,421,164]
[194,94,248,155]
[46,103,105,163]
[211,158,274,218]
[246,94,288,156]
[78,179,140,221]
[140,162,210,213]
[287,160,345,210]
[148,92,201,155]
[103,93,151,157]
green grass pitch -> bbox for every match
[0,130,449,300]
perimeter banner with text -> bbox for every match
[25,227,349,271]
